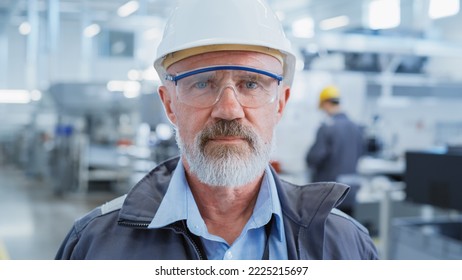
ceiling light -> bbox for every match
[30,90,42,101]
[142,68,160,82]
[429,0,460,19]
[107,80,132,92]
[83,24,101,38]
[320,15,350,30]
[123,80,141,98]
[117,1,139,18]
[18,22,31,35]
[107,80,140,98]
[0,90,31,104]
[292,17,314,38]
[123,90,140,99]
[128,69,142,81]
[367,0,401,29]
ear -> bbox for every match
[158,85,177,125]
[276,86,291,120]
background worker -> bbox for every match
[306,85,365,216]
[56,0,377,260]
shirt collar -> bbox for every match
[148,160,189,228]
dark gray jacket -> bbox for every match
[55,157,377,260]
[306,113,364,183]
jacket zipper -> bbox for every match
[118,221,150,228]
[117,220,205,260]
[170,224,205,260]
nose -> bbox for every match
[210,85,245,120]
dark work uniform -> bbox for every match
[306,113,364,215]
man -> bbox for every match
[306,85,365,216]
[56,0,377,260]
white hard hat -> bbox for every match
[154,0,296,86]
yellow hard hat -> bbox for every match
[319,85,340,106]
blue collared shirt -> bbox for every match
[148,160,288,260]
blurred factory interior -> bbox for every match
[1,0,462,260]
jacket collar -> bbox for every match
[272,169,348,227]
[118,157,179,223]
[118,157,349,228]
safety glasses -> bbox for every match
[165,65,283,108]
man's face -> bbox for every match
[158,51,290,188]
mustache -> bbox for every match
[199,120,256,148]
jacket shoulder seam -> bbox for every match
[101,194,127,215]
[74,195,126,234]
[330,208,369,234]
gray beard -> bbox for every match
[175,120,275,188]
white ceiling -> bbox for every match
[0,0,460,34]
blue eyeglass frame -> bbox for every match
[165,65,283,86]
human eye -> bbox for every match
[194,81,209,89]
[235,73,257,89]
[244,80,259,90]
[238,75,272,93]
[181,74,214,91]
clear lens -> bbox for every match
[167,66,282,108]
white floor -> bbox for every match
[0,164,116,260]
